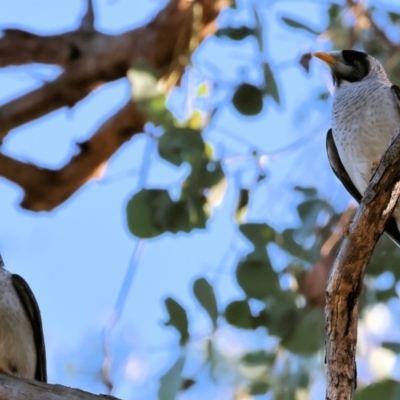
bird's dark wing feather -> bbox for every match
[326,128,400,247]
[11,274,47,382]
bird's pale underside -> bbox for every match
[0,253,46,382]
[314,50,400,246]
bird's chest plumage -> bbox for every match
[0,269,36,379]
[332,80,400,195]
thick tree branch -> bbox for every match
[0,373,120,400]
[325,127,400,399]
[0,100,146,211]
[0,0,226,211]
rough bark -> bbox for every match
[0,373,120,400]
[0,0,227,211]
[325,126,400,399]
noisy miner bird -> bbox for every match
[0,253,46,382]
[314,50,400,246]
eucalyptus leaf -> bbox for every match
[225,300,253,329]
[355,379,400,400]
[158,127,204,167]
[263,63,280,104]
[193,278,219,328]
[232,83,264,116]
[281,16,320,35]
[164,297,189,346]
[158,355,185,400]
[215,26,254,40]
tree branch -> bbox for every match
[0,373,120,400]
[325,126,400,399]
[0,100,146,211]
[0,0,226,211]
[346,0,396,51]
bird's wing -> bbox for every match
[326,128,400,247]
[11,274,47,382]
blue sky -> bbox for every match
[2,0,396,398]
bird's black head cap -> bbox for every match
[333,50,370,86]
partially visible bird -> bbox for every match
[314,50,400,246]
[0,253,46,382]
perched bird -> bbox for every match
[314,50,400,246]
[0,253,46,382]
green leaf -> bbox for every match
[236,256,280,300]
[239,223,276,259]
[158,127,204,167]
[158,355,185,400]
[225,300,253,329]
[318,92,330,101]
[382,341,400,354]
[181,379,196,391]
[242,351,275,366]
[126,189,172,238]
[232,83,264,116]
[281,16,320,35]
[249,381,269,395]
[263,63,280,104]
[296,199,333,238]
[193,278,219,328]
[375,287,397,302]
[388,12,400,23]
[281,308,324,354]
[235,189,249,223]
[328,4,341,20]
[280,228,312,261]
[215,26,254,41]
[126,188,211,238]
[137,94,175,128]
[264,297,298,339]
[183,158,224,197]
[164,297,189,346]
[294,186,318,198]
[355,379,400,400]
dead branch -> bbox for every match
[325,126,400,399]
[0,0,226,211]
[0,373,120,400]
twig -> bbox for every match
[80,0,96,32]
[325,126,400,399]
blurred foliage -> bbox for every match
[123,0,400,398]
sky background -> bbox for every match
[1,0,400,399]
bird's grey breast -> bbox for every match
[0,268,36,379]
[332,79,400,194]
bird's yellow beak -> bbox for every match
[313,52,338,66]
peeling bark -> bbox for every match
[325,127,400,399]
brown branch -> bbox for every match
[325,126,400,399]
[0,0,226,211]
[0,100,146,211]
[80,0,95,32]
[346,0,397,51]
[0,0,223,139]
[0,373,120,400]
